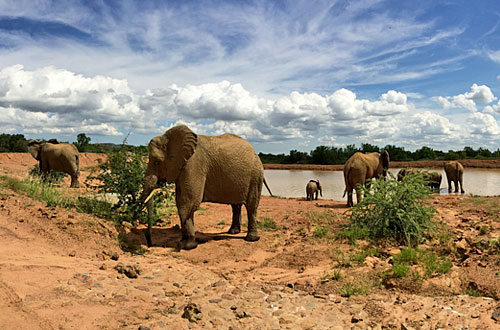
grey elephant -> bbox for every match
[27,139,80,187]
[142,125,272,249]
[397,168,442,190]
[343,151,390,207]
[306,180,322,200]
[444,161,464,193]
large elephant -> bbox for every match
[27,139,80,187]
[141,125,272,250]
[444,161,464,193]
[397,168,442,190]
[306,180,322,200]
[343,151,390,207]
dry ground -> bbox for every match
[0,153,499,329]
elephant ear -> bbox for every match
[27,140,42,160]
[381,150,390,169]
[164,125,198,183]
[47,138,59,144]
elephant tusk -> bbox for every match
[143,188,161,208]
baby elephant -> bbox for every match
[306,180,322,200]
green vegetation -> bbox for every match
[0,133,28,152]
[391,248,452,278]
[257,217,277,230]
[85,142,170,225]
[307,211,336,239]
[347,173,436,247]
[258,143,500,165]
[29,163,67,184]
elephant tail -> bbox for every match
[263,178,273,197]
[342,189,347,198]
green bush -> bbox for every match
[348,173,436,247]
[85,144,169,225]
[29,163,67,184]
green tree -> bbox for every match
[74,133,91,152]
[414,146,436,160]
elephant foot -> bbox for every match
[245,232,260,242]
[461,190,465,194]
[177,238,198,250]
[228,226,241,234]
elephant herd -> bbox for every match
[305,152,464,207]
[25,126,465,250]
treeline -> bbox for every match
[258,143,500,164]
[0,133,147,154]
[2,133,499,164]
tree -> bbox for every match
[74,133,91,152]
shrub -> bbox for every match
[86,142,169,225]
[348,173,436,247]
[29,163,67,184]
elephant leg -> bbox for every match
[459,180,465,194]
[447,179,452,193]
[70,174,80,188]
[347,190,353,207]
[454,181,459,193]
[177,206,198,250]
[228,204,242,234]
[314,191,318,200]
[244,196,260,242]
[355,187,362,205]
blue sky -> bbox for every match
[0,0,500,153]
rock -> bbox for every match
[138,326,151,330]
[99,264,107,270]
[114,263,143,279]
[455,239,468,253]
[181,302,202,323]
[492,309,500,321]
[109,252,119,261]
[69,250,76,257]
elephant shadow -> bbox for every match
[120,225,245,250]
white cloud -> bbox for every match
[483,101,500,114]
[436,83,496,111]
[468,112,500,136]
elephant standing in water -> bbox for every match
[306,180,322,200]
[27,139,80,187]
[343,151,390,207]
[444,161,465,193]
[141,125,272,250]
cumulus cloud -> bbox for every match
[0,65,146,136]
[436,83,497,111]
[483,101,500,114]
[468,112,500,136]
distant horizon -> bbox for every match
[1,1,499,153]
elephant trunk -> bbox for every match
[141,174,158,247]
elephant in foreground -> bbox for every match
[397,168,442,190]
[141,125,273,250]
[27,139,80,187]
[306,180,322,200]
[444,161,464,193]
[343,151,390,207]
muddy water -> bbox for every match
[262,168,500,201]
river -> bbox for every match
[262,168,500,200]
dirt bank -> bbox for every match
[264,159,500,171]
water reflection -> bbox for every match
[263,168,500,200]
